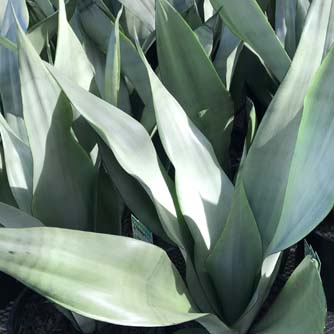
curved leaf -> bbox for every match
[17,26,96,230]
[105,7,122,105]
[138,41,233,314]
[241,0,334,253]
[207,179,262,325]
[27,0,76,55]
[210,0,291,81]
[156,0,234,171]
[78,2,155,130]
[0,227,205,327]
[250,256,326,334]
[47,63,190,251]
[0,2,28,143]
[55,0,94,91]
[269,43,334,252]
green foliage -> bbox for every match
[0,0,331,333]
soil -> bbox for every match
[10,290,190,334]
[12,292,79,334]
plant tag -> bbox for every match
[131,214,153,244]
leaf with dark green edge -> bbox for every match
[138,39,234,315]
[194,24,213,57]
[235,252,281,332]
[207,178,262,325]
[17,26,96,231]
[55,0,94,91]
[241,0,334,254]
[0,2,29,143]
[27,0,76,55]
[105,6,122,106]
[156,0,234,172]
[0,203,42,228]
[78,2,155,131]
[210,0,291,81]
[275,0,297,58]
[94,163,124,236]
[0,113,32,214]
[250,256,326,334]
[0,227,207,327]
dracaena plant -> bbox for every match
[0,0,333,333]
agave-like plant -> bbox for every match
[0,0,333,333]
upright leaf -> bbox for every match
[47,64,214,312]
[17,27,96,230]
[55,0,94,91]
[250,257,326,334]
[116,0,194,32]
[0,1,29,142]
[138,41,233,314]
[269,43,334,252]
[105,7,122,106]
[207,179,262,325]
[210,0,291,81]
[156,0,234,171]
[241,0,334,253]
[275,0,297,57]
[47,63,190,251]
[0,114,32,213]
[27,0,76,55]
[78,2,155,130]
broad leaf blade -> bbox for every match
[27,0,76,55]
[55,0,94,91]
[78,3,155,131]
[207,179,262,325]
[235,253,281,332]
[156,0,234,171]
[0,2,28,143]
[99,142,171,241]
[138,40,233,314]
[210,0,291,81]
[275,0,297,57]
[250,256,326,334]
[17,26,96,230]
[241,0,334,253]
[0,227,205,327]
[47,63,190,251]
[270,43,334,252]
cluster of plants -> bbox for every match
[0,0,333,333]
